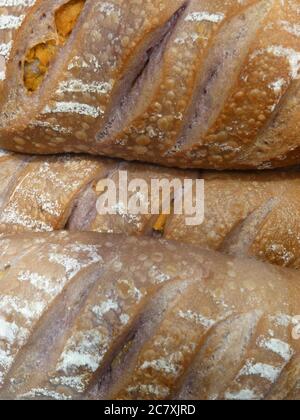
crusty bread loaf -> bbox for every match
[0,231,299,400]
[71,165,300,270]
[1,150,300,269]
[1,0,300,169]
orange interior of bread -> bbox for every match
[152,199,175,234]
[153,214,169,234]
[24,0,85,92]
[55,0,85,40]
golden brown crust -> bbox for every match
[172,0,300,168]
[1,151,300,270]
[1,1,300,169]
[0,231,299,400]
[0,153,117,233]
[164,170,300,269]
[41,155,300,270]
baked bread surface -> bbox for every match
[0,0,300,169]
[0,231,300,400]
[1,150,300,269]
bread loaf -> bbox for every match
[1,150,300,269]
[1,0,300,169]
[71,165,300,270]
[0,231,299,400]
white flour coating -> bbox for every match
[174,32,200,45]
[98,2,121,18]
[19,388,71,400]
[37,195,60,217]
[140,357,179,376]
[0,202,53,231]
[68,243,103,266]
[0,149,10,157]
[111,202,144,228]
[57,79,113,95]
[139,346,197,379]
[148,265,171,284]
[18,270,63,297]
[48,253,87,279]
[178,310,215,328]
[48,243,103,280]
[43,102,104,118]
[33,160,92,192]
[0,0,35,6]
[92,299,119,319]
[258,337,294,362]
[0,14,25,30]
[0,316,28,385]
[269,314,294,327]
[238,360,282,383]
[30,121,72,134]
[0,349,13,372]
[0,41,12,58]
[280,20,300,37]
[68,55,103,72]
[185,12,225,23]
[50,374,87,393]
[11,186,61,218]
[0,317,26,344]
[119,279,143,303]
[269,78,286,93]
[68,56,90,70]
[266,243,294,265]
[126,384,169,398]
[0,295,44,323]
[0,350,13,384]
[56,329,109,374]
[252,45,300,79]
[92,297,130,326]
[225,389,261,401]
[120,313,130,325]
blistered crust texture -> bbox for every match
[1,150,300,269]
[1,0,300,169]
[0,231,299,400]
